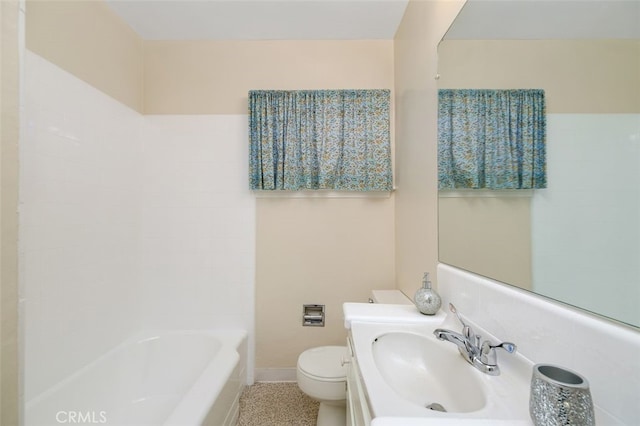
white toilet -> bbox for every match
[297,290,412,425]
[296,345,348,426]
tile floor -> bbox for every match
[237,382,319,426]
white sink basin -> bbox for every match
[372,331,486,413]
[347,318,532,424]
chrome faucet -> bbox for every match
[433,303,516,376]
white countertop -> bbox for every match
[371,418,531,426]
[343,302,446,329]
[344,302,534,425]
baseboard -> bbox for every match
[254,368,297,382]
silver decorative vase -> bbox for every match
[529,364,595,426]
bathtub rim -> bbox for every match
[164,329,247,425]
[25,328,248,424]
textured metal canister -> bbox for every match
[529,363,595,426]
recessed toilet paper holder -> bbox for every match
[302,304,325,327]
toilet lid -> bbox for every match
[298,346,348,380]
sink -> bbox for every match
[371,331,486,413]
[344,308,533,424]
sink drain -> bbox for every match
[425,402,447,412]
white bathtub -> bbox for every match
[25,330,247,426]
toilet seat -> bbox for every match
[297,345,348,425]
[297,346,347,382]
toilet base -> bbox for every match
[317,402,346,426]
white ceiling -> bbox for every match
[105,0,410,40]
[105,0,640,41]
[445,0,640,40]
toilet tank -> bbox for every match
[369,290,413,305]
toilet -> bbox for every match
[296,345,348,426]
[296,290,412,426]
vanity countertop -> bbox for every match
[347,316,532,425]
[344,299,622,425]
[343,302,446,328]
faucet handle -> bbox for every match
[449,303,477,346]
[449,303,477,350]
[449,303,466,327]
[474,334,482,349]
[480,340,517,365]
[497,342,517,354]
[481,340,517,354]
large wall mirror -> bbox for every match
[437,0,640,328]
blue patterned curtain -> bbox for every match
[249,89,392,191]
[438,89,546,190]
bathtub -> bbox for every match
[25,330,247,426]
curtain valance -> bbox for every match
[249,89,392,191]
[438,89,547,190]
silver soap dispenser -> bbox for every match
[414,272,442,315]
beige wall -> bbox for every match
[256,198,394,369]
[26,0,143,112]
[439,196,532,289]
[437,39,640,289]
[143,40,394,115]
[1,1,20,424]
[438,40,640,113]
[143,39,396,370]
[393,0,465,297]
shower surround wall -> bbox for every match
[139,114,255,332]
[22,51,143,400]
[21,50,255,401]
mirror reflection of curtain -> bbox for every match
[249,89,392,191]
[438,89,547,190]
